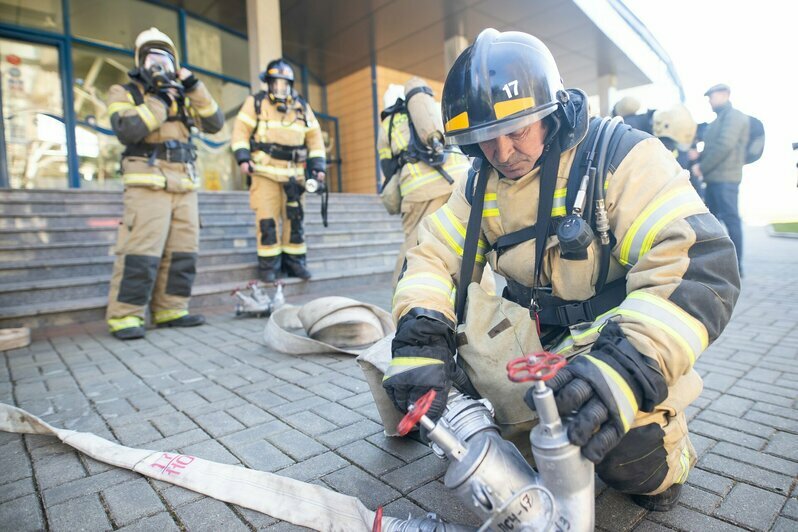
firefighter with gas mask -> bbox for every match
[378,77,472,285]
[382,30,740,512]
[231,59,326,282]
[105,28,224,340]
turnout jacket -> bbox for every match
[377,110,471,203]
[230,93,326,183]
[394,99,741,387]
[108,78,224,192]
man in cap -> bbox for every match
[382,29,740,511]
[231,59,326,282]
[105,27,224,340]
[692,84,749,275]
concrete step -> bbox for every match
[0,209,398,229]
[0,228,404,261]
[0,250,397,308]
[0,189,381,205]
[0,265,393,329]
[0,239,403,283]
[0,198,389,216]
[0,218,401,246]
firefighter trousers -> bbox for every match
[250,175,307,261]
[106,187,199,329]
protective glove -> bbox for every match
[382,312,456,423]
[525,321,667,463]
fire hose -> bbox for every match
[1,349,593,531]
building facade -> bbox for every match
[0,0,681,194]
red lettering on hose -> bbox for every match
[150,453,196,476]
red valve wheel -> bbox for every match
[372,506,383,532]
[396,389,437,436]
[506,352,566,383]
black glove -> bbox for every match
[525,321,667,463]
[382,311,456,423]
[246,173,252,188]
[181,74,199,92]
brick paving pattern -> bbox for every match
[1,226,796,531]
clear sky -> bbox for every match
[624,0,797,225]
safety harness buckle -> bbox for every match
[556,300,594,326]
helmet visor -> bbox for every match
[269,78,291,100]
[445,104,557,147]
[143,50,176,77]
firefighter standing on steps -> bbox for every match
[105,28,224,341]
[231,59,326,282]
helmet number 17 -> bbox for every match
[502,80,519,98]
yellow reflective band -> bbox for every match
[552,335,575,355]
[108,102,134,116]
[282,243,307,255]
[252,164,305,177]
[237,112,257,128]
[483,193,499,217]
[551,187,567,217]
[551,206,567,217]
[265,120,307,134]
[136,104,159,131]
[400,162,469,196]
[619,186,705,267]
[308,149,326,159]
[493,96,536,120]
[445,111,469,132]
[196,100,219,118]
[257,245,282,257]
[430,205,488,264]
[231,141,250,152]
[394,273,456,308]
[677,446,691,484]
[383,357,444,381]
[123,173,166,187]
[570,307,620,342]
[378,148,393,160]
[153,309,189,324]
[619,291,708,365]
[584,354,638,432]
[107,316,144,332]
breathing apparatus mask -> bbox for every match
[140,49,180,92]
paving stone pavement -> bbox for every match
[1,225,796,531]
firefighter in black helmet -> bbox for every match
[231,59,326,281]
[381,29,740,512]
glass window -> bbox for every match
[186,16,248,81]
[0,37,67,188]
[193,73,249,191]
[72,45,134,190]
[69,0,180,56]
[307,79,324,113]
[0,0,63,32]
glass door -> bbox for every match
[0,36,67,188]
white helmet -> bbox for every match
[653,104,697,149]
[134,27,179,69]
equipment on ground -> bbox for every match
[232,280,284,317]
[380,352,594,532]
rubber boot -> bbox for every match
[282,254,312,280]
[630,484,683,512]
[112,326,146,340]
[258,255,282,283]
[156,314,206,328]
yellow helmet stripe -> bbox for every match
[445,111,469,132]
[494,97,535,120]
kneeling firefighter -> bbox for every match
[377,77,472,285]
[105,27,224,340]
[382,29,740,512]
[231,59,326,282]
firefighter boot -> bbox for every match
[258,255,282,283]
[631,484,683,512]
[155,313,206,328]
[112,326,146,340]
[283,254,312,280]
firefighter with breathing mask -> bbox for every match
[231,59,326,282]
[105,27,224,340]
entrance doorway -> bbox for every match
[0,37,67,188]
